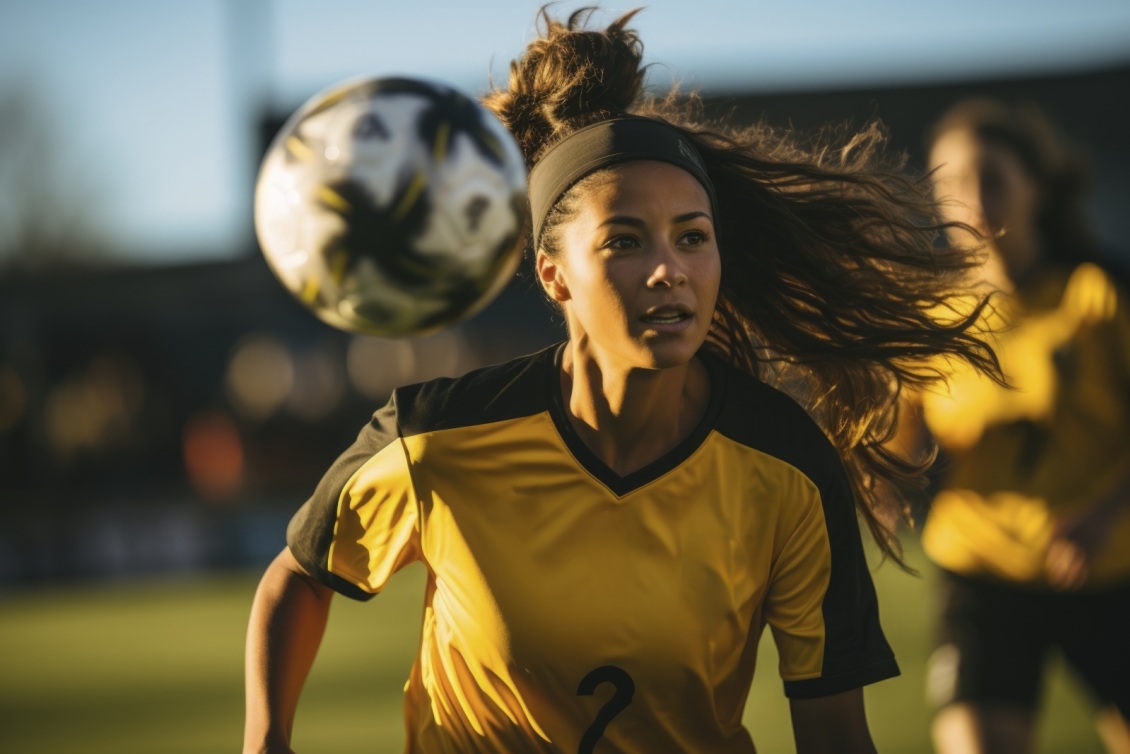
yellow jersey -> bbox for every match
[288,343,898,753]
[921,263,1130,587]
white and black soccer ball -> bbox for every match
[254,76,528,337]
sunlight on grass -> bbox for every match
[0,542,1108,753]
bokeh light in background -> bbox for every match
[183,409,246,503]
[225,334,296,421]
[285,341,347,421]
[42,354,146,463]
[347,336,418,399]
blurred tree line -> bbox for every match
[0,86,112,271]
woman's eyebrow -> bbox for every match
[674,210,712,224]
[599,210,713,228]
[599,215,645,228]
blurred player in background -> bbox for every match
[243,9,1001,753]
[909,98,1130,753]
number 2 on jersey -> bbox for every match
[577,665,635,754]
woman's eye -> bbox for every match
[603,236,639,251]
[680,230,708,246]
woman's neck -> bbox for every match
[559,339,710,477]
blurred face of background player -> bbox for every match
[536,160,721,372]
[929,126,1045,287]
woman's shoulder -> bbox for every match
[390,342,559,437]
[707,355,844,483]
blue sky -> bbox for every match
[2,0,1129,265]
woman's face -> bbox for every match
[929,127,1043,279]
[537,160,721,370]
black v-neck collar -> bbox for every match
[544,342,727,498]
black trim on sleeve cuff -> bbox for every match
[287,544,378,603]
[783,655,901,699]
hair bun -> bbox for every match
[483,7,646,165]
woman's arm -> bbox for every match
[1046,467,1130,590]
[790,689,878,754]
[243,547,334,754]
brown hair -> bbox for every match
[484,7,1000,567]
[926,97,1100,263]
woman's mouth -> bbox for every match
[641,312,690,324]
[640,305,694,329]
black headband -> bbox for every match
[527,117,718,248]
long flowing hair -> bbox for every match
[483,7,1000,566]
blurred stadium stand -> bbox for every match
[0,62,1127,586]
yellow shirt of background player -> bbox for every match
[920,264,1130,587]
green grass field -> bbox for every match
[0,542,1107,753]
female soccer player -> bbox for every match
[913,99,1130,754]
[243,10,997,753]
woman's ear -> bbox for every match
[536,249,571,303]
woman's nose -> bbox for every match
[647,245,688,288]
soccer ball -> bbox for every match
[254,76,528,337]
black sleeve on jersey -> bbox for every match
[714,366,899,699]
[393,343,554,436]
[286,396,402,602]
[783,448,899,699]
[285,345,556,601]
